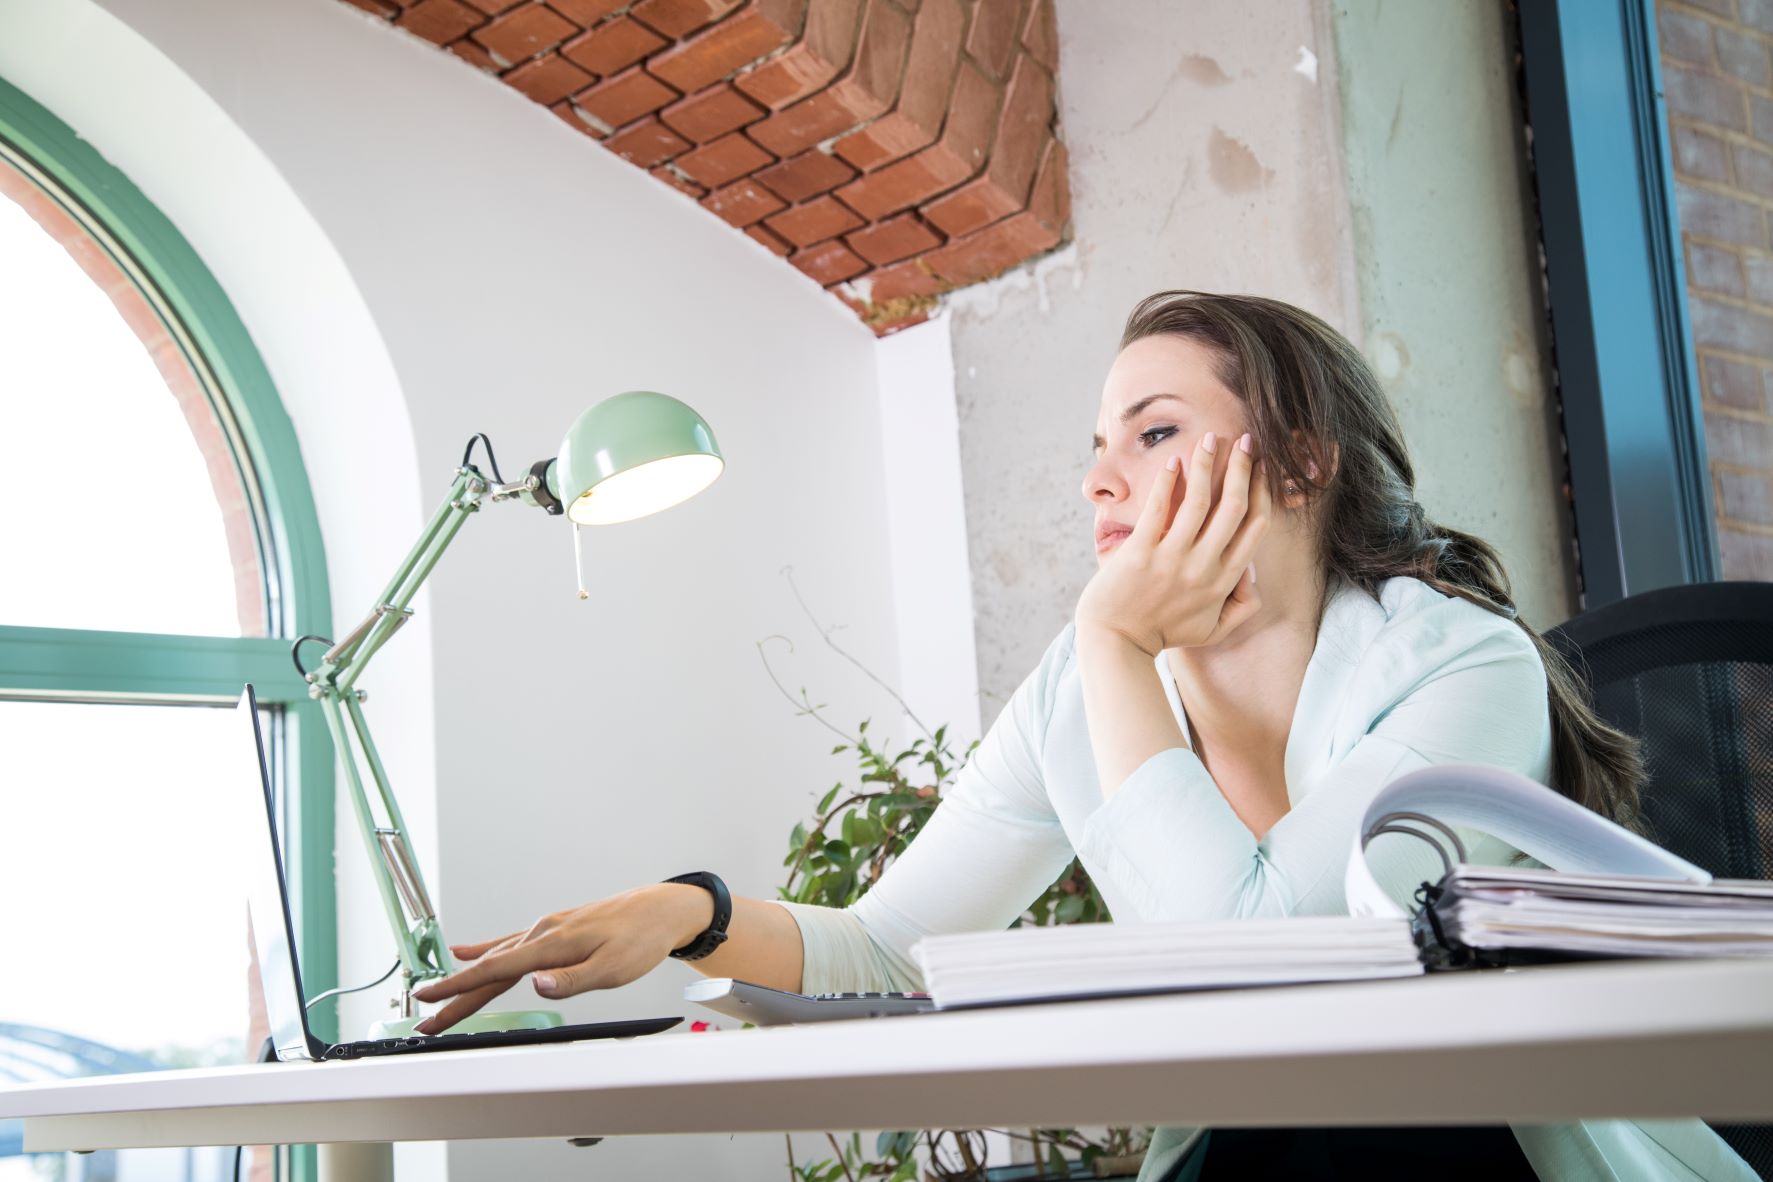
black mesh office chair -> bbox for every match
[1546,581,1773,1180]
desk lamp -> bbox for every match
[293,390,722,1037]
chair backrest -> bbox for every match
[1546,581,1773,882]
[1547,580,1773,1180]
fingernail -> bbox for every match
[1165,455,1179,472]
[1201,432,1217,454]
[1307,461,1320,479]
[1248,563,1258,585]
[1239,433,1252,455]
[535,973,556,993]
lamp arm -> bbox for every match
[301,461,544,1003]
[285,393,722,1032]
[323,469,478,687]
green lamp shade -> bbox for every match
[552,391,723,525]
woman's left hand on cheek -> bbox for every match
[1075,431,1272,655]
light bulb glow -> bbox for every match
[568,453,724,525]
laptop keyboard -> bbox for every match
[809,992,929,1001]
[319,1016,681,1060]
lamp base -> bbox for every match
[370,1009,564,1039]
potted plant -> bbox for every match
[761,573,1148,1182]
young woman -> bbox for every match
[415,292,1750,1181]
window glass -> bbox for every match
[0,697,268,1181]
[0,699,255,1064]
[0,79,326,1182]
[0,160,264,637]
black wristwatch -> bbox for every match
[663,871,732,961]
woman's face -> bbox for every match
[1083,335,1252,565]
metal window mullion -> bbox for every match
[1518,0,1719,609]
[0,625,308,704]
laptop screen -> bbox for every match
[238,686,324,1061]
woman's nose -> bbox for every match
[1081,456,1127,505]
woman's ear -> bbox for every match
[1283,432,1337,506]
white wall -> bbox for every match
[874,315,982,745]
[1,3,923,1178]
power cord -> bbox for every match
[290,634,334,680]
[460,432,505,483]
[237,1037,280,1182]
[232,962,403,1177]
[305,958,402,1013]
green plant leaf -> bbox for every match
[818,783,843,812]
[1048,1145,1069,1176]
[831,744,848,754]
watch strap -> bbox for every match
[664,871,732,961]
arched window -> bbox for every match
[0,73,334,1178]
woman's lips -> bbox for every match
[1095,527,1132,554]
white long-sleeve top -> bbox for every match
[774,574,1756,1182]
[782,575,1541,992]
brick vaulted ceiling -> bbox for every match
[340,0,1071,334]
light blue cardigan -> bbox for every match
[781,577,1754,1181]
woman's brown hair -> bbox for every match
[1120,290,1644,826]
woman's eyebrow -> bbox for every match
[1119,393,1185,424]
[1092,394,1186,451]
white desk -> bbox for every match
[7,960,1773,1180]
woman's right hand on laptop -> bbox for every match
[410,883,711,1034]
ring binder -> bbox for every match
[1361,810,1469,877]
[1348,768,1772,974]
[1364,812,1482,969]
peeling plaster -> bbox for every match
[1180,53,1233,86]
[946,242,1084,321]
[1207,126,1274,192]
[1372,330,1411,382]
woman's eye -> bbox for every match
[1138,426,1177,448]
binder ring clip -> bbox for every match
[1362,811,1469,879]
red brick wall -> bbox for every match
[338,0,1070,334]
[1658,0,1773,577]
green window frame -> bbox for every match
[0,71,339,1058]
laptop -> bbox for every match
[237,684,681,1061]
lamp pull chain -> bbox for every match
[573,522,590,600]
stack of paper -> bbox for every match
[1431,866,1773,958]
[911,916,1422,1010]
